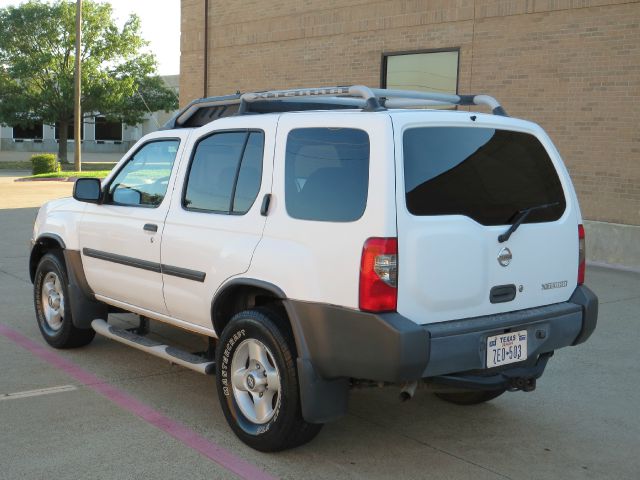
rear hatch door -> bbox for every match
[394,114,579,325]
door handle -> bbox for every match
[143,223,158,233]
[260,194,272,216]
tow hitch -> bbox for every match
[426,352,553,392]
[508,376,536,392]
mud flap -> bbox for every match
[64,250,108,329]
[297,358,349,424]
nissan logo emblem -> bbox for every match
[498,247,512,267]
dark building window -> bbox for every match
[12,124,43,139]
[382,49,459,94]
[95,116,122,141]
[55,121,84,140]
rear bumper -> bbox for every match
[287,285,597,422]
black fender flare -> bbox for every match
[31,239,108,329]
[29,234,67,282]
[36,233,67,249]
[211,277,349,423]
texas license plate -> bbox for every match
[486,330,528,368]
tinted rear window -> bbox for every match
[403,127,566,225]
[285,128,369,222]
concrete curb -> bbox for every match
[587,260,640,275]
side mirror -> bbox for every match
[73,178,102,203]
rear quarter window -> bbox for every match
[285,128,370,222]
[403,127,566,225]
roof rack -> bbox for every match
[163,85,507,130]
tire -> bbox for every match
[216,308,322,452]
[434,389,506,405]
[33,252,95,349]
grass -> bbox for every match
[65,162,116,172]
[27,170,111,179]
[1,160,117,172]
[11,160,117,180]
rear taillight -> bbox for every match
[359,238,398,312]
[578,224,586,285]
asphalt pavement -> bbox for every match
[1,172,639,479]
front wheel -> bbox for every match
[215,308,322,451]
[434,389,506,405]
[33,252,95,349]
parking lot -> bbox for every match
[1,171,639,480]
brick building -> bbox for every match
[180,0,640,268]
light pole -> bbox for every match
[73,0,82,171]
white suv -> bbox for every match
[30,86,598,451]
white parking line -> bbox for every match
[0,385,78,401]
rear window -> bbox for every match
[403,127,566,225]
[285,128,369,222]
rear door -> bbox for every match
[159,116,276,330]
[394,115,579,324]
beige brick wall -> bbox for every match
[180,0,640,226]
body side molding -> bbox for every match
[82,248,162,273]
[82,248,206,281]
[161,264,206,282]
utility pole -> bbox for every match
[73,0,82,171]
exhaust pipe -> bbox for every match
[399,381,418,401]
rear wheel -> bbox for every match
[216,308,322,451]
[435,389,505,405]
[33,252,95,349]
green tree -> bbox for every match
[0,0,177,162]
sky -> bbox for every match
[0,0,181,75]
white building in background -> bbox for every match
[0,75,179,155]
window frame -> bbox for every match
[181,128,265,216]
[380,47,461,94]
[103,138,182,209]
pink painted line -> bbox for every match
[0,324,276,480]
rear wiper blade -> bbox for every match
[498,202,560,243]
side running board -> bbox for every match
[91,319,215,375]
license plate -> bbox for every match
[486,330,527,368]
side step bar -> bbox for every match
[91,319,215,375]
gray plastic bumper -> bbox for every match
[286,285,597,423]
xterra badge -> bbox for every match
[541,280,568,290]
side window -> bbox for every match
[233,132,264,214]
[108,140,180,207]
[285,128,370,222]
[184,131,264,214]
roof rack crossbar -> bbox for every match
[164,85,508,129]
[371,88,506,116]
[369,89,506,115]
[240,85,384,112]
[240,85,507,116]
